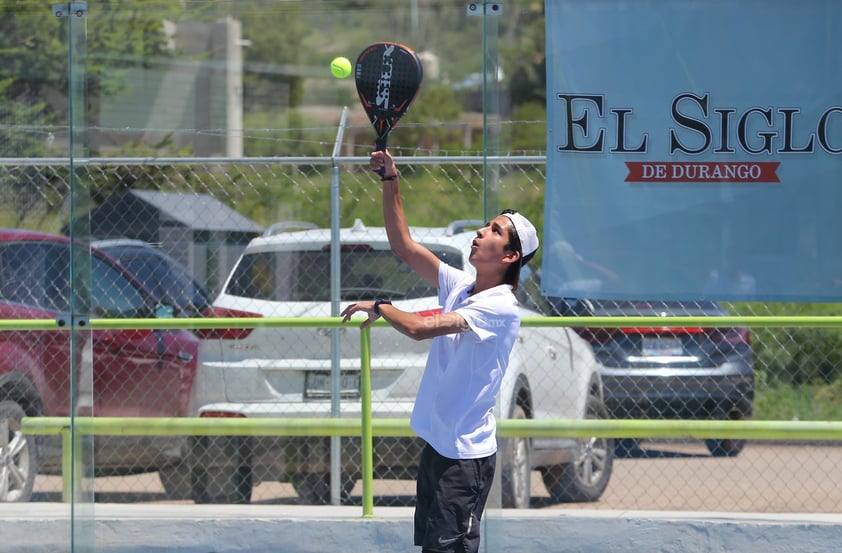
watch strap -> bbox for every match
[374,298,392,316]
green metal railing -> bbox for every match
[17,315,842,517]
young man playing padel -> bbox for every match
[341,149,539,553]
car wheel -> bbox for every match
[158,461,192,500]
[500,404,531,509]
[292,472,356,505]
[190,436,252,504]
[541,395,613,503]
[705,409,747,457]
[0,400,37,503]
[705,437,745,457]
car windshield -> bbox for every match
[225,245,464,301]
[116,254,210,311]
[515,269,726,317]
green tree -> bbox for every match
[0,2,66,156]
[233,1,307,111]
[392,83,463,153]
[501,1,546,111]
[0,0,176,157]
[0,0,177,229]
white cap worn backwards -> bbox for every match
[504,211,539,262]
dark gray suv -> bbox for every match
[517,272,754,458]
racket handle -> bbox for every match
[374,137,387,175]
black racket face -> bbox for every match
[355,42,423,149]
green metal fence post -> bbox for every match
[360,326,374,518]
[61,426,72,503]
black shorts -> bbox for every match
[414,443,497,553]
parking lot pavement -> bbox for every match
[3,503,842,553]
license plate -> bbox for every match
[304,371,360,399]
[641,337,683,357]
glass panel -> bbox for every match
[65,2,95,551]
[0,0,96,549]
[74,0,489,538]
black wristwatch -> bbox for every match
[373,298,392,317]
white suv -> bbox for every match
[191,219,613,507]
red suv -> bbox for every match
[0,229,199,502]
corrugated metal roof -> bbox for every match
[128,190,264,233]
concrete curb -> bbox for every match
[2,505,842,553]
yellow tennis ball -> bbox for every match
[330,56,352,79]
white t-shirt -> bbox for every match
[409,263,521,459]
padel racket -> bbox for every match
[355,42,423,170]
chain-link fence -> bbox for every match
[2,156,842,512]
